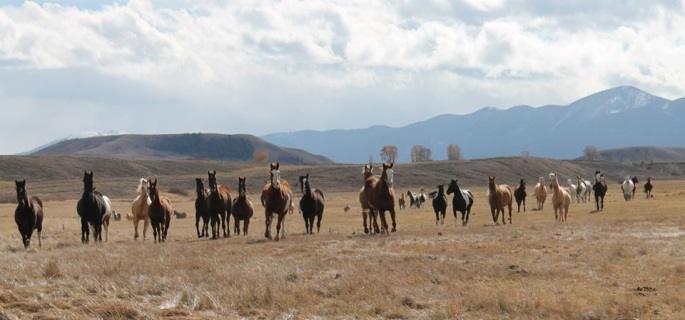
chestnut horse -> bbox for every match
[261,163,293,240]
[487,176,513,225]
[363,162,396,234]
[513,178,527,212]
[550,173,571,222]
[232,177,254,236]
[195,178,210,238]
[147,179,172,243]
[298,173,325,234]
[446,179,474,226]
[359,164,379,234]
[14,180,43,249]
[76,171,109,243]
[533,177,547,210]
[207,170,232,239]
[131,178,151,240]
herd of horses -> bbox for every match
[11,162,657,249]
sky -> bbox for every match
[1,0,684,155]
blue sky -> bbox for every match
[1,0,684,154]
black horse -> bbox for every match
[76,171,109,243]
[514,178,527,212]
[195,178,210,238]
[631,176,639,199]
[298,173,325,234]
[644,177,653,198]
[431,184,448,225]
[592,170,608,211]
[15,180,44,249]
[446,179,474,226]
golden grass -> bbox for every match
[0,180,684,319]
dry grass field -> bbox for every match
[1,176,684,319]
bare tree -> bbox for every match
[583,145,599,160]
[252,150,269,163]
[447,144,462,161]
[380,145,399,163]
[411,145,432,162]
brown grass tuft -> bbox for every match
[43,258,63,279]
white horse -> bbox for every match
[131,178,151,240]
[566,178,578,203]
[621,175,634,201]
[100,195,113,242]
[533,176,547,210]
[575,176,591,203]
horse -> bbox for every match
[576,176,591,203]
[406,190,426,208]
[261,163,293,240]
[76,171,109,243]
[131,178,151,240]
[194,178,210,238]
[112,211,122,221]
[147,179,172,243]
[513,178,527,212]
[173,211,187,219]
[101,195,112,242]
[359,164,379,234]
[486,176,513,225]
[644,177,653,198]
[566,179,578,203]
[550,173,571,222]
[533,177,547,210]
[431,184,448,225]
[446,179,474,226]
[398,193,406,210]
[14,180,44,249]
[631,176,639,199]
[232,177,254,236]
[621,175,635,201]
[207,170,232,239]
[298,173,325,234]
[592,170,608,211]
[363,162,397,234]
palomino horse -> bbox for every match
[592,170,608,211]
[76,171,109,243]
[194,178,210,238]
[298,173,325,234]
[14,180,44,249]
[147,179,172,243]
[261,163,293,240]
[487,176,513,225]
[359,164,379,234]
[431,184,448,225]
[131,178,151,240]
[621,175,635,201]
[446,179,474,226]
[232,177,254,235]
[550,173,571,222]
[644,177,653,198]
[207,170,232,239]
[513,178,527,212]
[533,177,547,210]
[364,163,397,234]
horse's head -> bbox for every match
[269,162,282,189]
[381,163,394,188]
[15,179,27,204]
[595,170,601,182]
[437,184,445,195]
[148,179,159,202]
[83,171,94,193]
[195,178,205,197]
[208,170,218,192]
[519,178,525,187]
[632,176,639,184]
[549,173,558,187]
[363,164,374,181]
[298,174,308,194]
[488,176,496,191]
[446,179,458,195]
[238,177,247,197]
[137,178,149,196]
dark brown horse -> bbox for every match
[513,178,527,212]
[363,162,396,234]
[76,171,110,243]
[487,176,513,225]
[14,180,43,249]
[207,170,232,239]
[148,179,172,243]
[644,177,653,198]
[232,177,254,236]
[359,164,379,234]
[298,173,325,234]
[261,162,293,240]
[431,184,448,225]
[195,178,210,238]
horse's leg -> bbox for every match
[316,213,322,234]
[274,213,284,241]
[143,217,149,241]
[389,208,397,233]
[371,209,380,234]
[523,198,526,212]
[81,218,88,243]
[209,212,217,239]
[264,210,272,239]
[134,217,140,240]
[195,213,201,238]
[434,209,439,225]
[221,210,229,238]
[244,218,249,236]
[490,207,498,225]
[508,203,513,224]
[377,209,388,235]
[362,209,369,234]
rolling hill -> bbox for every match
[30,133,332,165]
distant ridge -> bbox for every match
[577,146,685,163]
[30,133,332,165]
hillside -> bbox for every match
[579,146,685,163]
[31,133,332,164]
[1,155,682,202]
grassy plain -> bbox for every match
[1,178,684,319]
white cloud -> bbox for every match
[1,0,685,154]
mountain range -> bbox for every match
[262,86,685,163]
